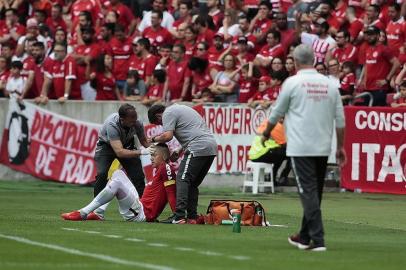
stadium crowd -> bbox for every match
[0,0,406,107]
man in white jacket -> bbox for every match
[262,44,346,252]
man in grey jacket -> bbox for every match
[148,104,217,224]
[262,44,346,251]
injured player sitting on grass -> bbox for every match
[61,143,177,222]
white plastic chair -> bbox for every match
[243,161,274,194]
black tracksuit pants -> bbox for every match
[174,151,215,219]
[290,156,328,246]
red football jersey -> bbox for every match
[386,18,406,56]
[143,26,173,49]
[140,163,176,222]
[331,44,358,65]
[257,43,285,61]
[364,44,394,91]
[192,68,213,96]
[340,73,356,94]
[44,55,81,99]
[71,0,102,26]
[45,17,67,34]
[107,3,135,31]
[128,54,158,81]
[146,83,164,98]
[238,77,257,103]
[74,43,102,85]
[167,60,191,100]
[93,72,116,100]
[110,37,132,81]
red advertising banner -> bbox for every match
[341,106,406,194]
[0,99,101,184]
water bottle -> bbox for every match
[231,209,241,233]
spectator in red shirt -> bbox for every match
[22,41,46,99]
[234,36,255,68]
[345,6,364,42]
[71,26,102,100]
[207,0,224,31]
[128,38,158,88]
[208,33,226,71]
[385,3,405,57]
[359,26,400,106]
[143,10,173,52]
[97,23,114,54]
[142,69,166,106]
[0,8,25,49]
[254,30,285,70]
[86,54,122,101]
[110,24,133,90]
[193,14,216,47]
[183,26,197,59]
[339,61,356,105]
[329,30,358,66]
[71,0,103,29]
[274,12,297,50]
[238,61,258,103]
[108,0,137,35]
[170,0,193,38]
[70,11,93,46]
[164,44,191,101]
[188,56,213,99]
[38,43,81,104]
[249,1,273,44]
[248,75,272,108]
[391,81,406,108]
[45,3,67,35]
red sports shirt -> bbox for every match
[128,54,158,81]
[364,44,394,91]
[140,163,176,222]
[44,55,81,99]
[74,43,102,85]
[110,37,133,81]
[238,78,257,103]
[94,72,116,100]
[386,18,406,56]
[167,60,191,100]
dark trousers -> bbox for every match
[175,152,215,219]
[362,90,387,106]
[290,156,328,246]
[251,146,291,179]
[93,144,145,198]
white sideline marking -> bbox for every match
[174,247,195,252]
[0,233,176,270]
[61,227,80,231]
[84,231,101,234]
[125,238,145,242]
[147,243,168,247]
[104,234,122,239]
[268,224,288,228]
[198,251,223,256]
[229,255,251,260]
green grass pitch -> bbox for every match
[0,180,405,270]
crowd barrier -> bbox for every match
[0,98,404,194]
